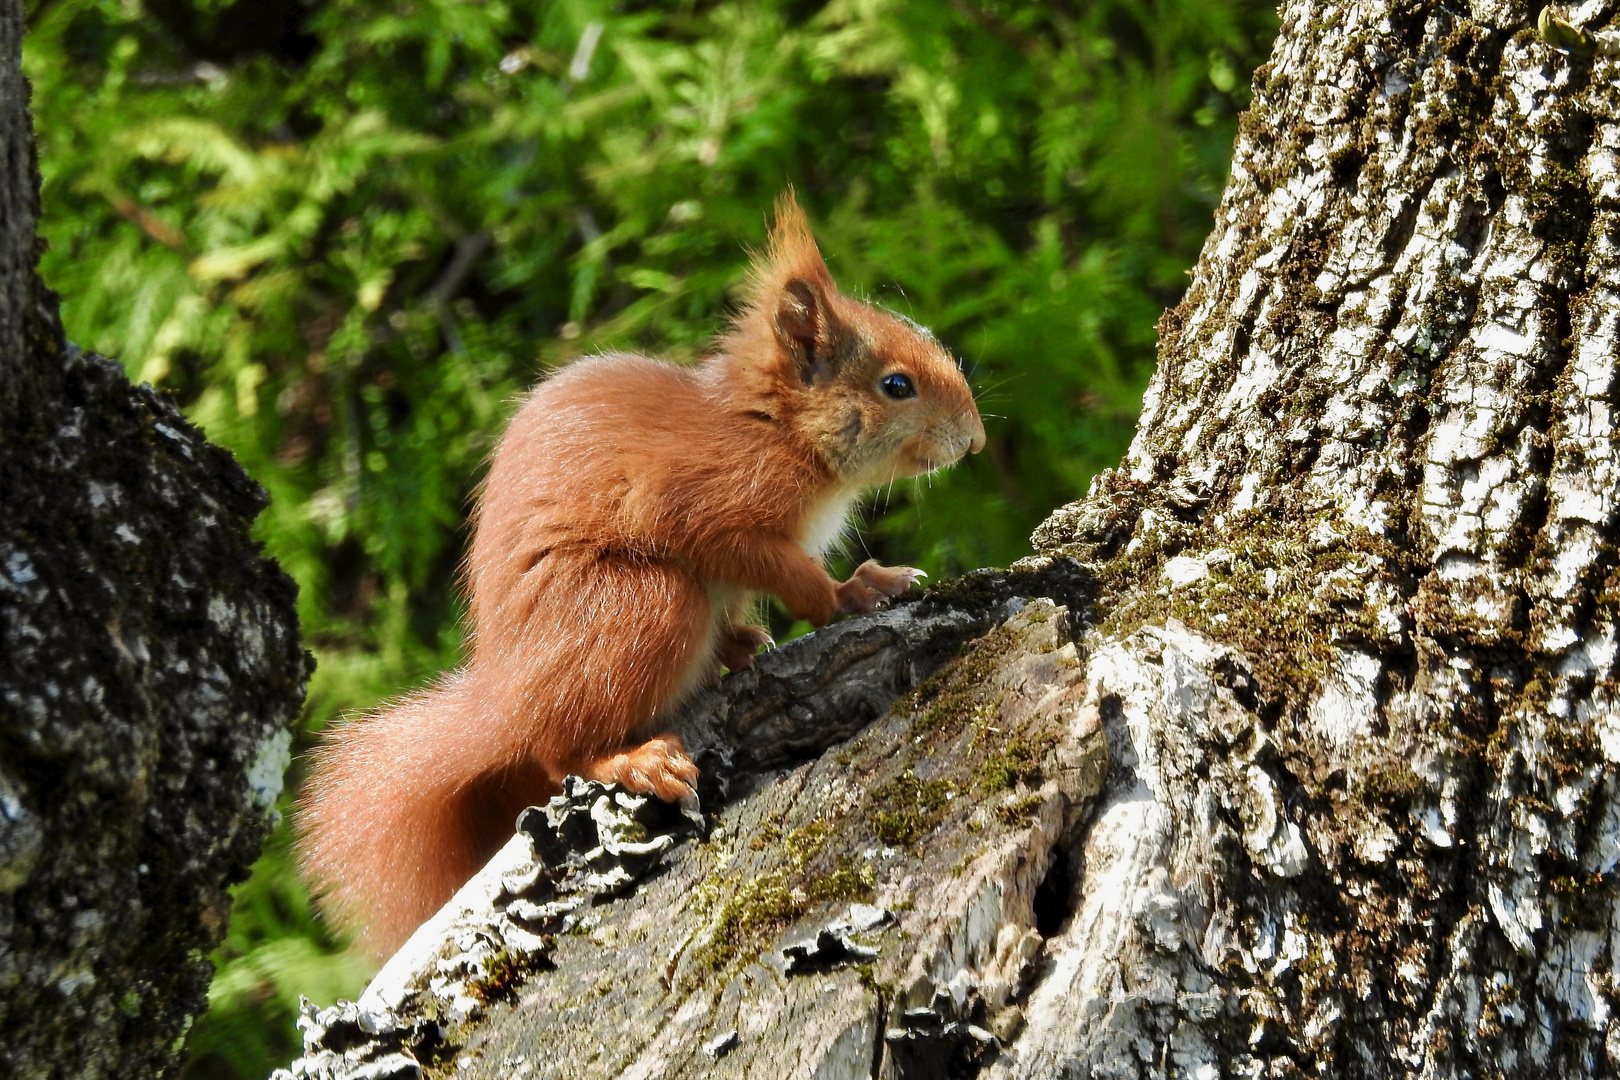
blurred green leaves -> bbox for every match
[25,0,1275,1075]
[180,824,373,1079]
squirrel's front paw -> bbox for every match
[583,734,700,804]
[834,559,926,615]
[717,624,774,671]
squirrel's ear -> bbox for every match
[762,191,842,384]
[774,277,835,385]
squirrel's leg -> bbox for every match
[716,622,773,671]
[526,556,712,803]
[685,532,839,625]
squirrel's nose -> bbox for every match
[968,414,986,455]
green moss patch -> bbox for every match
[1088,509,1418,703]
[688,813,876,980]
[464,947,554,1006]
[994,793,1044,827]
[872,770,956,846]
[685,603,1081,987]
[975,731,1056,793]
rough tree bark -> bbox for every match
[277,1,1620,1077]
[0,2,312,1077]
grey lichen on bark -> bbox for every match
[0,0,312,1074]
[277,1,1620,1077]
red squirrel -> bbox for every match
[297,193,986,957]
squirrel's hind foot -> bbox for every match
[580,734,700,804]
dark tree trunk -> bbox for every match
[279,1,1620,1077]
[0,1,59,430]
[0,2,312,1076]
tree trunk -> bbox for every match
[276,1,1620,1077]
[0,0,58,432]
[1028,0,1620,1072]
[0,1,312,1074]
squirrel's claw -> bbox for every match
[718,623,774,672]
[676,785,705,830]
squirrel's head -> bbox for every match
[719,191,986,485]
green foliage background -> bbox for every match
[24,0,1275,1074]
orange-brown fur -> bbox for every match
[297,194,985,957]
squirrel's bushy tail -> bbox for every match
[296,672,549,958]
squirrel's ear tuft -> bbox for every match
[764,190,827,279]
[751,189,842,384]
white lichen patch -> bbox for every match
[3,549,38,586]
[1307,649,1380,752]
[1162,556,1209,588]
[246,727,291,810]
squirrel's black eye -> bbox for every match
[880,373,916,400]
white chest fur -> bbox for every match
[798,486,861,558]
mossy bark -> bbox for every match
[276,584,1106,1080]
[1031,0,1620,1074]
